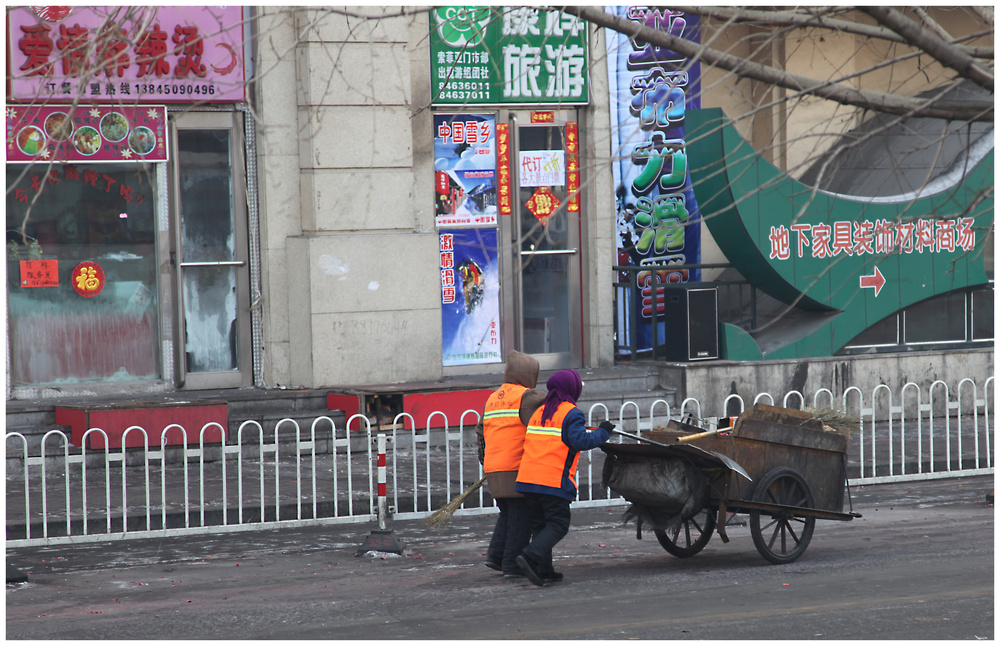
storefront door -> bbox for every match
[169,112,252,389]
[504,110,583,370]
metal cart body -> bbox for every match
[601,403,860,564]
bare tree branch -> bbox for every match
[564,6,994,123]
[911,7,955,43]
[668,6,993,59]
[862,7,994,91]
[971,6,994,27]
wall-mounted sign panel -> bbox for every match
[7,6,247,104]
[430,6,589,106]
[687,107,994,359]
[606,7,703,353]
[6,104,168,163]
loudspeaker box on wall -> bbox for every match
[661,286,719,361]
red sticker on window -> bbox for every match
[71,261,105,297]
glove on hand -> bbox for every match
[598,420,615,435]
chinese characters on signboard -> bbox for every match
[566,122,580,212]
[6,104,168,163]
[767,218,977,260]
[430,6,589,106]
[607,7,703,350]
[435,114,498,227]
[8,6,247,103]
[520,150,565,187]
[497,123,512,215]
[439,229,502,365]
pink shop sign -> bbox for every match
[7,104,168,163]
[8,6,247,104]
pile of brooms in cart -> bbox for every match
[424,405,859,531]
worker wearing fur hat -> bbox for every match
[477,350,546,578]
[515,369,614,586]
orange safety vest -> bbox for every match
[482,383,529,474]
[516,401,579,490]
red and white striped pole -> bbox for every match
[357,431,405,555]
[376,432,388,531]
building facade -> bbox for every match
[5,6,993,401]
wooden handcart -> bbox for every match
[601,403,860,564]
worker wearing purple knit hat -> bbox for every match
[514,369,614,586]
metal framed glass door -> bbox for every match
[169,111,251,389]
[504,110,582,369]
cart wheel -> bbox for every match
[654,508,716,558]
[750,467,816,564]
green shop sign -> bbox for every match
[429,6,589,106]
[687,108,993,359]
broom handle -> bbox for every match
[598,427,732,446]
[676,426,733,443]
[587,426,671,448]
[608,428,674,449]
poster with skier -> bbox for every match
[439,228,501,366]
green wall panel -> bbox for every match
[687,108,993,359]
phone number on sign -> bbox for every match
[438,90,488,101]
[135,83,218,96]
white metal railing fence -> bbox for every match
[6,378,993,546]
[6,414,377,546]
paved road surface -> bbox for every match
[6,475,993,640]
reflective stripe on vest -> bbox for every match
[517,401,579,490]
[483,384,528,474]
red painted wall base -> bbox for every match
[55,402,229,449]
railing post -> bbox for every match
[376,432,388,531]
[356,431,404,556]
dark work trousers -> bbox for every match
[487,497,532,575]
[520,492,572,576]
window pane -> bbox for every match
[6,163,159,385]
[517,124,570,354]
[177,129,238,372]
[846,314,899,347]
[971,286,994,340]
[903,292,966,344]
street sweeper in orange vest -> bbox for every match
[476,350,546,578]
[514,368,614,586]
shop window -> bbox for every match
[845,314,899,347]
[902,291,966,344]
[842,286,992,353]
[971,285,994,341]
[6,163,159,385]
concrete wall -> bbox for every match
[254,8,620,388]
[580,23,616,370]
[660,348,994,419]
[256,8,444,388]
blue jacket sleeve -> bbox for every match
[561,407,610,451]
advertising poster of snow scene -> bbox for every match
[439,228,501,366]
[434,114,498,227]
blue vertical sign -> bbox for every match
[607,7,702,352]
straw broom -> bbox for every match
[423,475,488,530]
[804,406,861,435]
